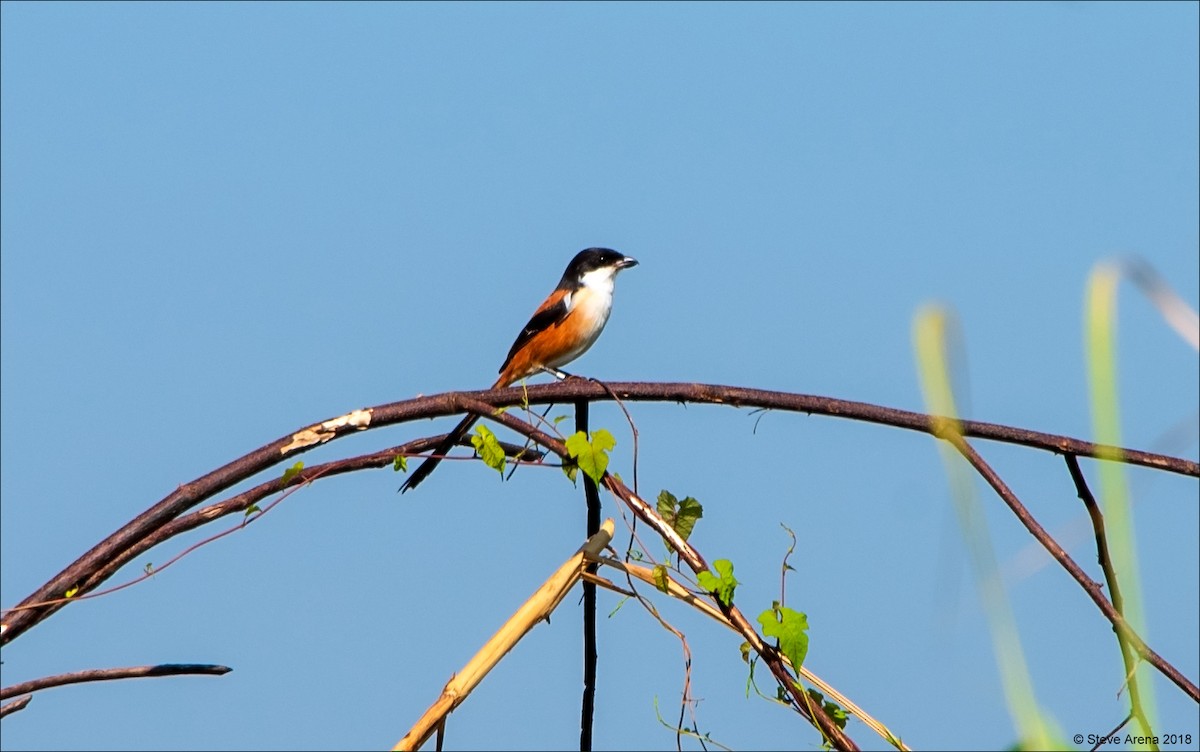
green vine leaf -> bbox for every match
[565,429,616,483]
[806,688,848,730]
[652,563,670,594]
[281,461,304,485]
[471,424,506,476]
[757,600,809,670]
[657,490,703,552]
[697,559,739,606]
[393,454,408,473]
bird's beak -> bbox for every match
[619,256,639,269]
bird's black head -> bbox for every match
[561,248,639,283]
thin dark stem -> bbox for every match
[588,378,641,492]
[1090,712,1132,751]
[941,431,1198,702]
[1,664,230,700]
[578,399,599,752]
[1065,455,1157,746]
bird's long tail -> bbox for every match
[398,412,481,493]
[399,375,509,493]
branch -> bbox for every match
[1,435,538,642]
[0,695,32,718]
[1091,713,1133,752]
[396,382,1198,476]
[1065,455,1156,740]
[1,664,231,700]
[5,379,1194,745]
[939,431,1198,702]
[77,436,538,605]
[5,381,1193,648]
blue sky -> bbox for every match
[2,2,1197,750]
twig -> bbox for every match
[938,431,1198,702]
[1,664,230,700]
[1090,712,1133,751]
[588,377,642,492]
[0,695,32,717]
[2,436,537,634]
[1065,455,1156,743]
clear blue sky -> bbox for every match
[2,2,1197,750]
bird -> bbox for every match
[400,247,639,492]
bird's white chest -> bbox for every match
[554,273,615,366]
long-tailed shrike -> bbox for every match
[400,247,638,492]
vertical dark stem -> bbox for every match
[578,398,600,751]
[1064,454,1156,747]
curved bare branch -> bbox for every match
[4,381,1194,647]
